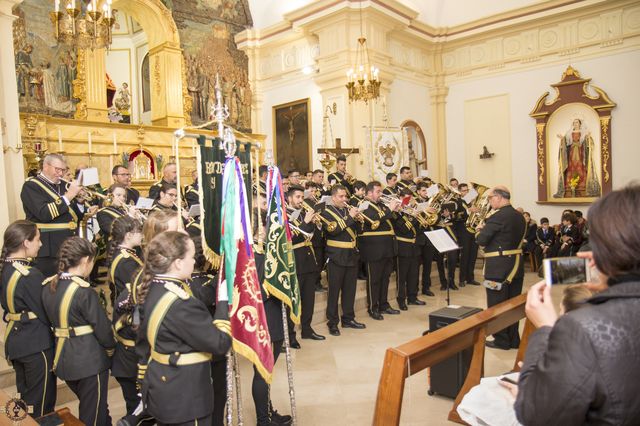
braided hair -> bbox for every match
[137,231,192,305]
[106,216,142,269]
[142,209,179,248]
[0,220,38,275]
[49,237,96,292]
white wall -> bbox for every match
[446,49,640,221]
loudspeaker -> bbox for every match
[427,305,483,398]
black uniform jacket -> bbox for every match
[184,182,200,208]
[536,227,555,248]
[287,207,318,274]
[126,187,140,205]
[136,277,231,423]
[41,275,115,381]
[383,186,399,197]
[328,171,353,194]
[559,225,579,247]
[97,205,125,237]
[397,179,418,198]
[148,179,173,201]
[109,247,143,300]
[415,196,430,246]
[1,260,54,361]
[476,205,527,283]
[392,214,420,258]
[349,194,364,207]
[111,284,137,378]
[303,198,325,248]
[321,205,359,267]
[20,175,77,258]
[358,200,396,262]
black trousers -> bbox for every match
[157,415,212,426]
[66,369,112,426]
[211,359,227,426]
[459,229,479,282]
[396,256,419,302]
[33,256,57,278]
[13,349,56,418]
[421,243,446,290]
[313,245,325,288]
[533,245,553,272]
[116,377,139,415]
[326,260,357,327]
[299,271,318,334]
[486,276,524,348]
[252,340,283,426]
[365,257,393,313]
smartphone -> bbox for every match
[543,256,590,285]
[500,376,518,385]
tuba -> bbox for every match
[465,182,491,232]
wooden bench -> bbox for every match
[373,293,535,425]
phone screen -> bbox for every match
[543,257,590,285]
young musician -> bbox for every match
[439,203,459,291]
[96,184,128,238]
[1,220,56,417]
[383,173,399,197]
[349,180,366,207]
[41,237,115,425]
[328,155,353,195]
[415,182,443,297]
[397,167,418,198]
[135,232,231,425]
[108,216,143,302]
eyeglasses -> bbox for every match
[54,166,69,174]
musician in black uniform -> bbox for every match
[41,237,115,425]
[476,186,526,350]
[287,186,325,340]
[349,180,366,207]
[415,182,442,296]
[148,162,177,201]
[1,220,56,417]
[358,181,400,320]
[303,186,327,292]
[321,185,366,336]
[457,183,481,286]
[112,165,139,205]
[439,204,460,290]
[533,217,555,271]
[184,170,200,209]
[135,232,231,425]
[310,169,328,196]
[383,173,399,197]
[397,167,418,198]
[96,184,128,239]
[327,155,354,195]
[107,216,143,303]
[392,191,426,310]
[20,153,82,277]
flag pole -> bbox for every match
[174,132,184,230]
[280,303,298,424]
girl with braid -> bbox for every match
[135,232,231,425]
[0,220,56,417]
[41,237,115,426]
[107,216,143,303]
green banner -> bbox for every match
[197,136,253,267]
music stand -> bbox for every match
[425,229,461,306]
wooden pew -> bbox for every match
[373,292,536,425]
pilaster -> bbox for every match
[148,42,185,128]
[83,48,108,121]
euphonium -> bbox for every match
[465,182,491,232]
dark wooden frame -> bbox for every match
[530,66,616,203]
[272,98,311,174]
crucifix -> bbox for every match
[317,138,359,174]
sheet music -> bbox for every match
[78,167,100,186]
[135,197,154,210]
[425,229,460,253]
[320,195,333,206]
[426,184,439,197]
[188,204,201,218]
[289,208,301,222]
[416,202,429,212]
[358,200,370,211]
[463,188,478,204]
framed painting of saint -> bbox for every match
[530,66,616,203]
[272,98,311,173]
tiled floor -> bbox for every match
[58,271,544,425]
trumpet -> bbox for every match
[356,211,380,230]
[301,201,322,226]
[122,202,147,221]
[317,214,337,232]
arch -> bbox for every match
[400,119,428,171]
[112,0,180,50]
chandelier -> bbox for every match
[50,0,116,50]
[345,4,381,104]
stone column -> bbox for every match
[149,42,185,128]
[429,82,449,183]
[0,0,27,229]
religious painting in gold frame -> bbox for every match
[530,66,615,204]
[272,98,311,174]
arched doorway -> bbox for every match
[400,119,428,176]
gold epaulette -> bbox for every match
[71,276,91,288]
[164,282,190,300]
[12,262,30,276]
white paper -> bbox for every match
[463,188,478,204]
[426,184,439,197]
[416,202,429,212]
[425,229,460,253]
[304,189,314,199]
[135,197,155,210]
[358,200,370,211]
[419,169,429,178]
[78,167,100,186]
[188,204,201,218]
[289,208,301,222]
[319,195,332,205]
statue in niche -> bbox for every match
[16,44,33,101]
[196,67,210,121]
[114,82,131,123]
[554,118,601,198]
[42,61,74,114]
[56,53,71,101]
[133,152,152,180]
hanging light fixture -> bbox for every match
[345,2,381,104]
[50,0,116,50]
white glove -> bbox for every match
[217,279,229,302]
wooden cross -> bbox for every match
[317,138,359,159]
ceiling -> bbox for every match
[247,0,547,30]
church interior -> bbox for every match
[0,0,639,425]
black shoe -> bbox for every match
[449,283,459,290]
[408,298,426,306]
[342,319,366,329]
[422,290,435,296]
[459,281,466,287]
[328,325,340,336]
[439,285,447,291]
[301,330,326,340]
[398,301,408,311]
[467,280,481,286]
[368,310,384,320]
[382,307,400,315]
[485,340,510,350]
[271,410,293,425]
[289,338,301,349]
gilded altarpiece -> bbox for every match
[530,66,615,204]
